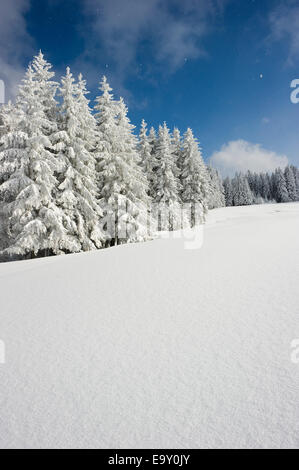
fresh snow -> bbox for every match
[0,202,299,449]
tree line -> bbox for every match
[0,52,298,261]
[223,166,299,207]
[0,52,212,260]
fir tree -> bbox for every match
[115,97,150,242]
[232,173,253,206]
[180,128,210,226]
[52,68,104,252]
[139,119,154,194]
[0,101,26,189]
[30,51,59,133]
[207,166,225,209]
[270,172,277,201]
[223,177,233,206]
[148,126,157,154]
[284,165,297,201]
[0,101,27,250]
[95,77,149,244]
[1,65,68,257]
[172,127,182,171]
[246,171,255,195]
[94,76,119,244]
[274,168,289,203]
[152,123,181,230]
[147,126,159,199]
[253,172,261,198]
[290,165,299,200]
[261,173,271,201]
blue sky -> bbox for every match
[1,0,299,174]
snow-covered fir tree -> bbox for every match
[246,171,255,195]
[148,126,157,154]
[115,97,150,242]
[152,122,181,230]
[207,166,225,209]
[94,77,149,244]
[290,165,299,200]
[254,173,262,199]
[270,172,277,202]
[52,67,104,252]
[172,127,182,171]
[284,165,297,202]
[1,64,68,257]
[138,119,154,194]
[94,75,119,244]
[180,128,210,225]
[0,101,15,141]
[273,168,289,203]
[259,173,271,201]
[0,101,26,188]
[0,101,27,250]
[246,170,265,201]
[223,177,234,206]
[147,126,159,199]
[231,173,253,206]
[30,51,59,134]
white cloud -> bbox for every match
[269,2,299,64]
[0,0,33,101]
[210,140,289,177]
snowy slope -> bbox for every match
[0,202,299,449]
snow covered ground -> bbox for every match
[0,202,299,449]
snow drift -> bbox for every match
[0,202,299,448]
